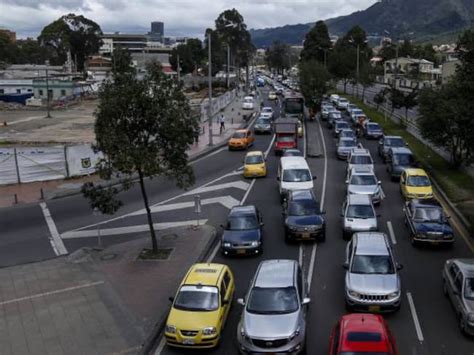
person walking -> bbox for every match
[219,113,225,134]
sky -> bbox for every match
[0,0,378,39]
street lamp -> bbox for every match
[349,38,368,98]
[45,60,51,118]
[205,30,214,146]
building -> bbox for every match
[384,57,441,88]
[441,60,460,84]
[100,33,148,54]
[0,28,16,42]
[149,21,164,42]
[33,79,93,101]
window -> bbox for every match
[16,89,21,94]
[60,89,66,96]
[0,89,4,94]
[39,89,43,96]
[220,280,226,302]
[454,273,463,293]
[27,89,32,92]
[297,267,303,299]
[223,271,231,290]
[246,287,299,314]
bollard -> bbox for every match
[14,194,18,204]
[3,121,7,126]
[40,188,44,200]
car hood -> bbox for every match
[287,215,324,227]
[347,273,399,294]
[405,186,433,195]
[229,138,245,144]
[167,308,219,330]
[348,185,378,195]
[414,222,453,234]
[222,229,261,243]
[243,310,300,338]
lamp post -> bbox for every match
[207,31,213,146]
[349,38,368,98]
[226,44,230,88]
[45,60,51,118]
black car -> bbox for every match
[282,148,303,157]
[283,189,326,243]
[221,205,263,256]
[403,199,454,246]
[387,147,417,181]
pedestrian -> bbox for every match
[219,113,225,134]
[194,126,200,144]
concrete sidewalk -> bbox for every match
[0,225,216,355]
[0,93,259,208]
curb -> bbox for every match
[139,226,218,355]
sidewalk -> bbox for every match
[0,225,216,355]
[0,93,259,208]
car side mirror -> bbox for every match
[321,210,326,215]
[343,262,349,269]
[345,180,349,184]
[397,264,404,271]
[312,176,317,180]
[260,222,265,227]
[378,181,382,185]
[237,298,245,306]
[379,140,383,145]
[168,296,174,302]
[222,299,230,305]
[302,298,311,305]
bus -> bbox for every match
[281,92,305,121]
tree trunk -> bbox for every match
[138,169,158,253]
[343,80,347,94]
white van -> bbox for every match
[242,96,254,110]
[277,157,315,200]
[330,94,340,105]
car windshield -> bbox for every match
[232,132,246,139]
[174,285,219,311]
[346,204,375,218]
[256,118,270,125]
[278,136,294,143]
[262,108,272,113]
[340,140,356,148]
[407,175,430,187]
[246,287,299,314]
[352,110,363,116]
[351,175,377,185]
[464,278,474,300]
[336,123,350,129]
[227,215,259,230]
[368,123,381,131]
[245,155,264,164]
[341,131,355,138]
[351,255,395,274]
[283,169,311,182]
[413,207,445,222]
[244,98,253,104]
[350,155,373,165]
[283,150,302,157]
[386,138,405,147]
[330,113,341,118]
[393,153,414,165]
[284,100,303,114]
[288,200,320,216]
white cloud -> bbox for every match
[0,0,378,39]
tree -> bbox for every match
[81,55,198,254]
[300,20,332,64]
[265,41,291,74]
[389,87,405,118]
[402,90,418,124]
[358,63,376,100]
[373,88,388,110]
[38,13,102,71]
[0,32,18,64]
[298,59,331,114]
[170,39,205,75]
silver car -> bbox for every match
[442,258,474,335]
[344,232,402,312]
[341,194,378,239]
[347,148,374,174]
[337,137,357,160]
[237,259,309,354]
[346,166,382,204]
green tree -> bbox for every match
[389,87,405,118]
[358,63,376,100]
[170,39,205,75]
[265,41,291,74]
[300,20,332,64]
[398,39,414,58]
[402,90,418,124]
[374,88,388,110]
[298,59,331,113]
[81,56,198,253]
[0,32,18,64]
[38,13,102,71]
[16,39,53,64]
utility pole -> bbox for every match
[226,44,230,88]
[207,32,213,146]
[356,44,360,98]
[394,41,399,89]
[177,53,180,82]
[45,60,51,119]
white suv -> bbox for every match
[347,148,374,174]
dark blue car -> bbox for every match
[365,122,384,139]
[403,199,454,246]
[221,205,263,256]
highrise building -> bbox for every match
[150,21,164,42]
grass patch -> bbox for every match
[138,247,173,260]
[339,93,474,230]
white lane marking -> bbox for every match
[182,181,249,196]
[240,179,256,206]
[407,292,425,342]
[307,244,318,292]
[40,202,68,256]
[298,245,303,266]
[190,147,227,165]
[154,338,166,355]
[0,281,104,306]
[380,187,386,200]
[317,118,328,211]
[264,134,276,158]
[387,221,397,245]
[61,220,208,239]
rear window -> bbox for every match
[347,332,382,342]
[350,155,373,165]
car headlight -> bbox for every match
[223,242,231,248]
[289,327,301,341]
[467,313,474,323]
[348,290,360,298]
[387,291,400,299]
[288,225,298,231]
[250,241,260,247]
[202,326,217,336]
[165,325,176,334]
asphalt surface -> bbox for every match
[1,84,473,354]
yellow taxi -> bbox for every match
[400,168,434,200]
[268,91,277,100]
[228,129,255,150]
[165,263,235,349]
[243,151,267,178]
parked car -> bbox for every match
[400,168,433,200]
[165,263,234,348]
[237,259,309,354]
[344,232,402,312]
[282,189,326,242]
[341,194,378,239]
[243,151,267,178]
[364,122,384,139]
[387,147,417,181]
[347,148,374,173]
[346,166,382,204]
[403,199,454,246]
[282,148,303,157]
[329,313,399,355]
[337,137,358,160]
[221,205,264,256]
[378,135,406,161]
[254,116,272,134]
[228,129,255,150]
[333,120,351,137]
[442,258,474,335]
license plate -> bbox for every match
[183,339,195,345]
[302,233,311,239]
[237,249,246,255]
[368,305,380,312]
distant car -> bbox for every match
[344,232,402,312]
[403,199,454,246]
[330,94,340,105]
[442,258,474,335]
[221,205,263,256]
[347,148,374,173]
[341,194,378,239]
[327,111,342,128]
[260,106,274,120]
[387,147,417,181]
[254,117,272,134]
[329,313,399,355]
[336,97,350,111]
[243,151,267,178]
[400,168,433,200]
[268,91,277,100]
[321,104,333,121]
[282,189,326,242]
[378,135,406,161]
[333,120,351,137]
[228,129,255,150]
[242,96,255,110]
[282,148,303,157]
[365,122,384,139]
[339,128,357,142]
[350,109,364,123]
[346,166,382,204]
[337,137,357,160]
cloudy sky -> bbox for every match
[1,0,377,38]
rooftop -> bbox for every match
[255,259,296,288]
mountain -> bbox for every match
[250,0,474,47]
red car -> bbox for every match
[329,313,398,355]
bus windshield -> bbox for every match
[284,98,304,114]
